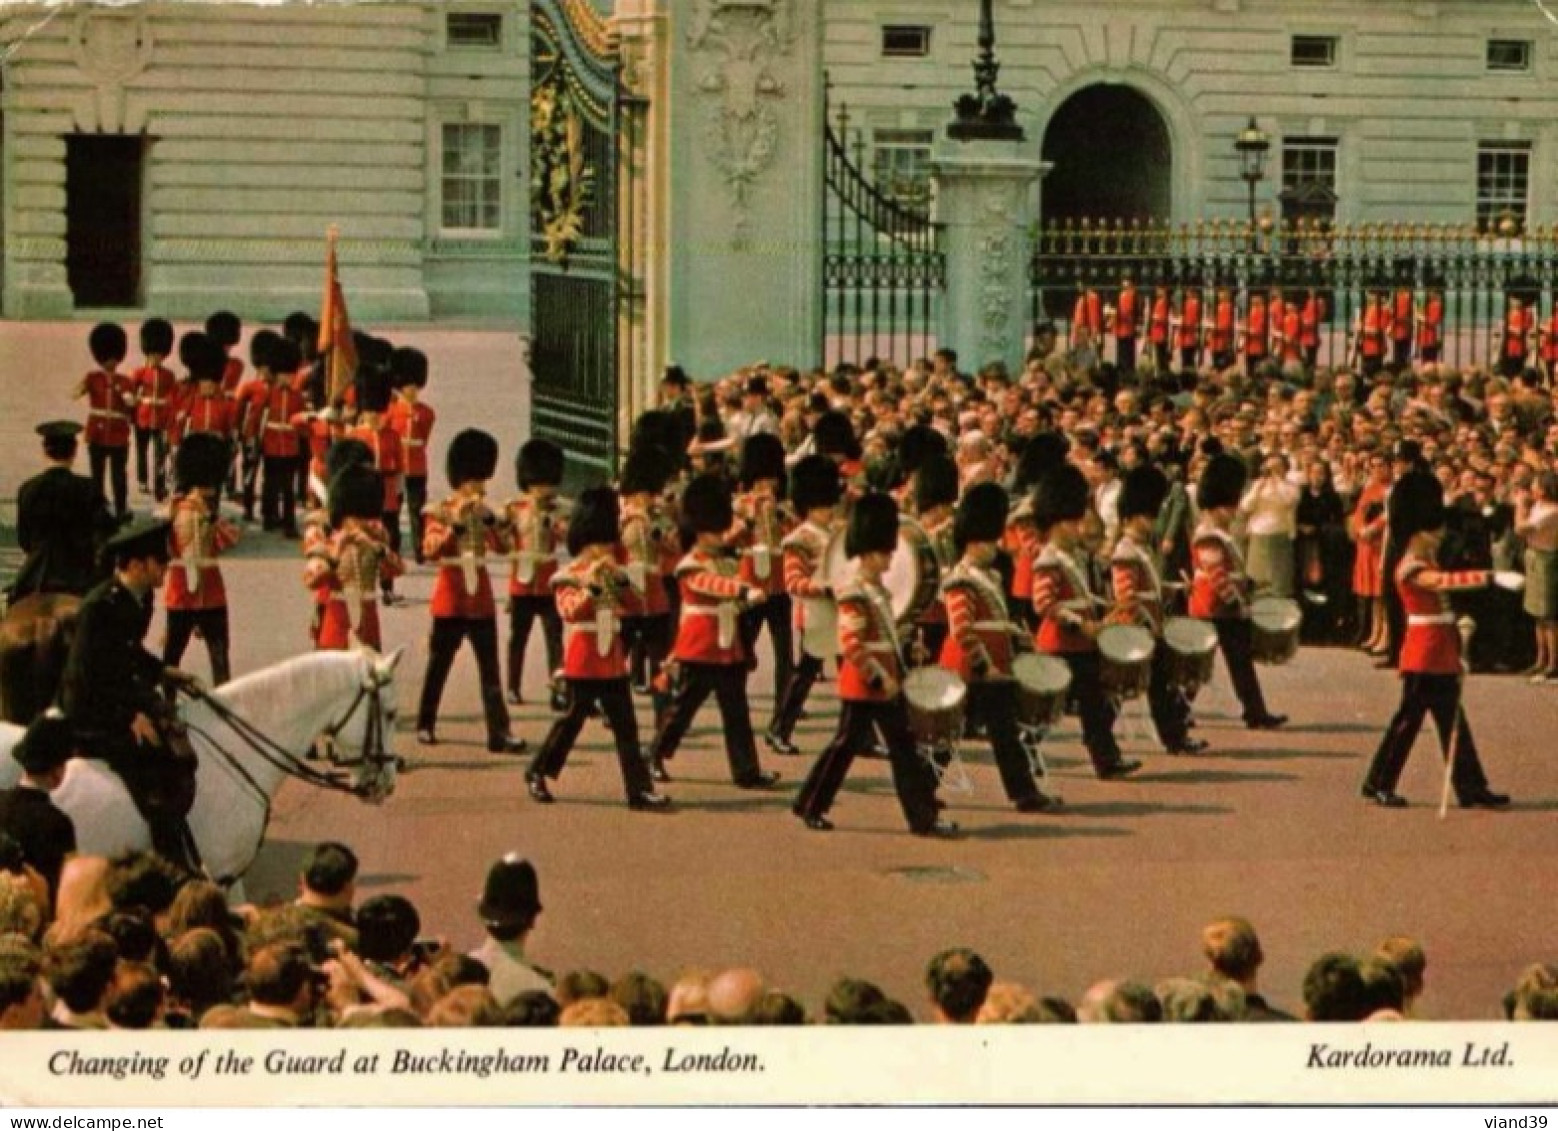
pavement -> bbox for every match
[2,319,1555,1021]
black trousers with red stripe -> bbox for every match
[529,677,651,800]
[1362,672,1491,802]
[648,662,763,784]
[793,696,939,832]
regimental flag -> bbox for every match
[318,226,358,405]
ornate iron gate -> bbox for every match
[529,0,621,479]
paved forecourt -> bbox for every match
[2,321,1553,1021]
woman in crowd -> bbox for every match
[1514,469,1558,682]
[1295,457,1350,643]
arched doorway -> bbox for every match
[1041,84,1172,224]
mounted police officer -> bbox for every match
[8,422,116,603]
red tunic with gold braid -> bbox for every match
[82,370,135,447]
[181,391,236,442]
[504,494,569,598]
[1417,296,1443,354]
[1148,293,1170,347]
[257,382,306,458]
[305,521,403,650]
[422,495,507,619]
[671,548,749,666]
[1179,292,1203,351]
[165,492,239,611]
[1032,543,1098,655]
[1003,505,1041,604]
[221,356,244,399]
[385,399,436,479]
[345,423,404,513]
[619,499,672,616]
[836,579,904,702]
[915,511,956,628]
[782,518,834,657]
[939,560,1019,683]
[1188,522,1249,620]
[133,365,178,432]
[731,489,790,596]
[554,555,645,680]
[1397,554,1489,675]
[1110,533,1166,634]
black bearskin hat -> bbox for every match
[1196,453,1249,512]
[139,318,174,357]
[204,310,241,348]
[812,410,861,461]
[174,433,230,493]
[282,311,316,347]
[270,335,302,375]
[1032,464,1091,530]
[738,433,786,490]
[1388,469,1447,541]
[630,410,684,461]
[326,438,374,481]
[447,429,499,487]
[1118,464,1170,522]
[846,491,899,559]
[1012,431,1072,494]
[249,328,284,372]
[681,473,734,536]
[390,347,428,390]
[329,465,385,527]
[567,486,621,557]
[788,454,841,515]
[89,322,128,365]
[181,332,226,383]
[954,481,1009,553]
[914,452,960,514]
[517,438,565,490]
[898,424,949,480]
[618,444,673,496]
[357,366,393,414]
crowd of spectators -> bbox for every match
[1,841,1553,1029]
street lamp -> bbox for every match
[1234,116,1270,248]
[947,0,1024,141]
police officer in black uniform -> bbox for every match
[58,518,201,871]
[8,422,116,603]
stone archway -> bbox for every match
[1040,83,1172,224]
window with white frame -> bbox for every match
[441,122,503,233]
[872,128,935,212]
[1477,142,1530,232]
[1282,137,1338,214]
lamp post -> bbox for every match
[1234,116,1270,250]
[947,0,1024,141]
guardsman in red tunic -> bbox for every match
[1355,292,1387,378]
[304,465,402,652]
[1112,465,1204,756]
[283,312,325,511]
[523,487,669,812]
[1070,284,1103,363]
[74,322,135,521]
[163,434,240,686]
[234,331,282,525]
[1239,293,1268,376]
[415,429,527,755]
[1175,286,1204,373]
[1417,288,1444,365]
[1190,454,1287,730]
[503,439,569,711]
[1391,287,1416,369]
[1031,464,1138,779]
[617,443,678,715]
[1360,471,1509,810]
[1209,287,1236,371]
[345,368,405,604]
[1147,284,1172,373]
[731,433,794,707]
[910,452,960,661]
[174,333,238,511]
[1299,289,1324,371]
[205,311,245,497]
[1497,295,1534,378]
[812,409,867,509]
[793,492,951,837]
[1539,303,1558,385]
[132,318,178,503]
[252,335,306,538]
[890,423,950,520]
[386,348,436,565]
[1279,296,1302,367]
[940,482,1057,814]
[645,474,779,790]
[1006,432,1071,632]
[1110,275,1140,374]
[299,438,371,645]
[766,455,840,754]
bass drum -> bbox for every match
[1250,596,1302,666]
[1097,623,1155,700]
[1162,616,1217,694]
[1012,652,1071,729]
[886,519,942,626]
[903,667,966,751]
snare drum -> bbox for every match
[1250,596,1302,666]
[903,667,967,750]
[1097,624,1155,700]
[1012,653,1071,728]
[1162,616,1217,693]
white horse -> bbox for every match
[0,648,403,885]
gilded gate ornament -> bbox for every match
[530,72,596,265]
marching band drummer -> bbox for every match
[1005,432,1071,631]
[940,482,1058,814]
[1111,464,1207,757]
[1190,453,1288,731]
[793,493,954,838]
[504,438,570,711]
[304,464,403,652]
[1032,464,1140,780]
[1359,471,1511,811]
[524,487,670,812]
[766,455,843,755]
[731,433,795,710]
[618,443,679,717]
[908,452,960,662]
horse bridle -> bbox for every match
[316,673,399,790]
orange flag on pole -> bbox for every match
[317,225,358,405]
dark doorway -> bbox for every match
[66,135,144,308]
[1041,85,1171,225]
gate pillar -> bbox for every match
[667,0,824,378]
[933,138,1047,375]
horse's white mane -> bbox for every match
[207,650,365,720]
